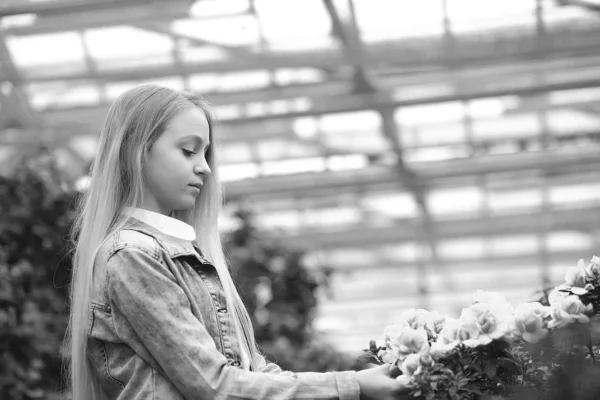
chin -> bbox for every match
[177,198,197,211]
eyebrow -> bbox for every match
[178,134,210,147]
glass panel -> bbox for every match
[447,0,536,33]
[84,26,174,69]
[354,0,444,40]
[254,0,331,47]
[256,139,322,161]
[428,186,483,215]
[219,163,259,182]
[550,183,600,205]
[361,192,418,219]
[173,15,258,47]
[438,238,486,259]
[218,143,253,164]
[261,157,326,175]
[489,235,538,255]
[488,189,542,213]
[472,113,541,140]
[546,231,593,252]
[396,102,464,126]
[189,0,250,18]
[8,31,85,67]
[327,154,368,171]
[404,145,469,163]
[547,110,600,136]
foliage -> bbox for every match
[0,146,76,399]
[0,147,355,399]
[223,208,356,372]
[360,257,600,400]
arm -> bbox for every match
[254,352,295,376]
[106,246,360,400]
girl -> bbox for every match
[65,84,409,400]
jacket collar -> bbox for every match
[125,207,196,241]
[123,210,211,264]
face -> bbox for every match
[141,106,211,215]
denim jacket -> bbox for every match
[87,218,360,399]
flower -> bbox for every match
[430,318,459,355]
[512,302,549,344]
[548,295,593,329]
[460,302,513,345]
[383,325,430,363]
[456,319,481,348]
[548,287,569,305]
[397,308,431,330]
[472,290,515,320]
[397,353,435,387]
[400,353,435,377]
[426,311,447,335]
[400,353,422,376]
[564,261,587,288]
[584,256,600,282]
[430,317,461,358]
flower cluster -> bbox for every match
[361,256,600,400]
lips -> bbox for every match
[189,182,203,190]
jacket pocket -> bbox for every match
[90,338,125,390]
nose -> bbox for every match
[193,160,211,176]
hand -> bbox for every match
[357,363,413,400]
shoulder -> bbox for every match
[98,228,161,265]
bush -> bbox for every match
[0,148,355,399]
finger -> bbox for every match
[364,363,380,369]
[388,364,401,379]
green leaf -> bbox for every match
[369,339,378,353]
[484,361,497,378]
[449,386,457,398]
[356,353,382,365]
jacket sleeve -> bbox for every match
[106,246,360,400]
[254,352,295,376]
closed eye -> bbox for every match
[182,149,196,157]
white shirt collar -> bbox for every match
[125,207,196,241]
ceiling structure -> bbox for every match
[2,0,600,352]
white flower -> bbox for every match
[399,353,435,377]
[512,302,549,344]
[548,295,593,329]
[429,317,460,358]
[456,319,481,348]
[472,290,515,319]
[397,308,431,330]
[383,325,430,363]
[460,302,513,345]
[564,261,587,288]
[584,256,600,281]
[400,353,422,376]
[548,288,569,305]
[425,311,447,335]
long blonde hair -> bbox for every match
[64,84,260,400]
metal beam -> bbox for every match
[224,74,600,124]
[0,0,186,17]
[32,53,600,138]
[322,0,377,93]
[224,145,600,200]
[557,0,600,12]
[14,23,600,82]
[0,31,41,129]
[134,21,267,62]
[285,204,600,250]
[1,1,192,38]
